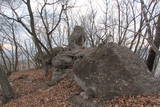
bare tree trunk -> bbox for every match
[146,14,160,71]
[64,9,71,45]
[116,0,121,45]
[0,45,11,75]
[0,50,9,72]
[130,14,143,50]
[11,23,18,72]
[0,68,15,101]
[0,46,15,103]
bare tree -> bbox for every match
[0,0,70,76]
[0,44,15,103]
[146,14,160,71]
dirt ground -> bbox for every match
[2,69,160,107]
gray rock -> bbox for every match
[73,42,160,100]
[51,48,95,70]
[47,72,64,86]
[52,54,73,69]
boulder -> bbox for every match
[49,48,95,86]
[52,54,73,69]
[51,48,95,70]
[73,42,160,100]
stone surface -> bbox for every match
[73,42,160,100]
[52,54,73,69]
[69,95,100,107]
[51,48,95,70]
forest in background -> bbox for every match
[0,0,159,72]
[0,0,160,106]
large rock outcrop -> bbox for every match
[73,42,160,100]
[47,47,95,86]
[51,48,95,70]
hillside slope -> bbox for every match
[1,69,160,107]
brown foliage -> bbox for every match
[1,69,160,107]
